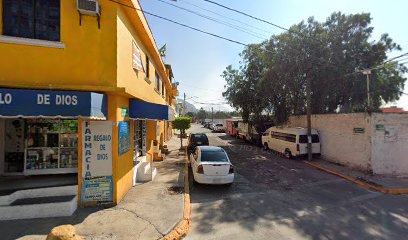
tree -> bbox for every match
[196,108,207,122]
[172,117,192,148]
[223,12,407,125]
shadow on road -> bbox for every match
[187,132,408,240]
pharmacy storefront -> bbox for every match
[0,88,107,176]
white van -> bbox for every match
[261,127,321,158]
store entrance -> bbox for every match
[2,119,25,174]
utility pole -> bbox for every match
[183,92,186,116]
[306,68,312,161]
[211,107,214,124]
[362,69,372,112]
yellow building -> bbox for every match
[0,0,178,207]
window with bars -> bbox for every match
[3,0,60,41]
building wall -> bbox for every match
[0,0,118,91]
[288,113,372,171]
[0,119,4,175]
[371,113,408,176]
[109,95,134,203]
[116,7,168,105]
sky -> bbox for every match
[139,0,408,111]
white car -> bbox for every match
[213,123,225,133]
[190,146,234,185]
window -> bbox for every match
[271,131,296,143]
[162,81,165,98]
[145,55,150,78]
[155,71,160,92]
[200,150,229,162]
[3,0,60,41]
[191,134,208,144]
[299,135,320,143]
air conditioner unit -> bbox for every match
[77,0,100,16]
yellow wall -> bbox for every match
[116,8,167,105]
[108,94,134,203]
[1,0,174,206]
[0,0,118,90]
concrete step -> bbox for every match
[0,185,78,220]
[0,185,77,206]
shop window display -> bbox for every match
[25,119,78,171]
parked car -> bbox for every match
[209,123,216,130]
[226,119,240,137]
[213,123,225,133]
[190,146,234,185]
[261,126,321,158]
[187,133,209,157]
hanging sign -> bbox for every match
[81,121,113,203]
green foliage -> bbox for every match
[172,117,191,148]
[196,108,207,122]
[172,117,192,132]
[222,12,407,124]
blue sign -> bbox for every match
[0,88,107,118]
[81,176,113,203]
[118,121,130,155]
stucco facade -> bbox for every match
[0,0,178,206]
[288,113,408,177]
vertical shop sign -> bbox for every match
[118,121,130,155]
[81,121,113,203]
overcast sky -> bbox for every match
[139,0,408,111]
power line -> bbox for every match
[202,0,289,31]
[155,0,268,39]
[382,52,408,64]
[108,0,248,46]
[176,0,274,35]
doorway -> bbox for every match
[2,119,25,175]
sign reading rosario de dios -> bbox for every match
[81,121,113,203]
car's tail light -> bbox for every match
[229,165,234,174]
[296,144,300,152]
[197,165,204,174]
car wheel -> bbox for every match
[263,143,269,151]
[284,150,292,159]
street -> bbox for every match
[185,124,408,240]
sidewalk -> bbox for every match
[0,136,187,240]
[305,158,408,194]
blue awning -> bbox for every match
[129,99,173,121]
[0,88,107,119]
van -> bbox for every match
[261,127,321,158]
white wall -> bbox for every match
[371,113,408,176]
[288,113,372,171]
[0,119,4,175]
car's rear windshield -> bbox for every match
[299,134,320,143]
[201,150,228,162]
[192,134,208,142]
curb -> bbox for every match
[303,160,408,195]
[160,147,191,240]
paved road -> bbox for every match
[185,124,408,240]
